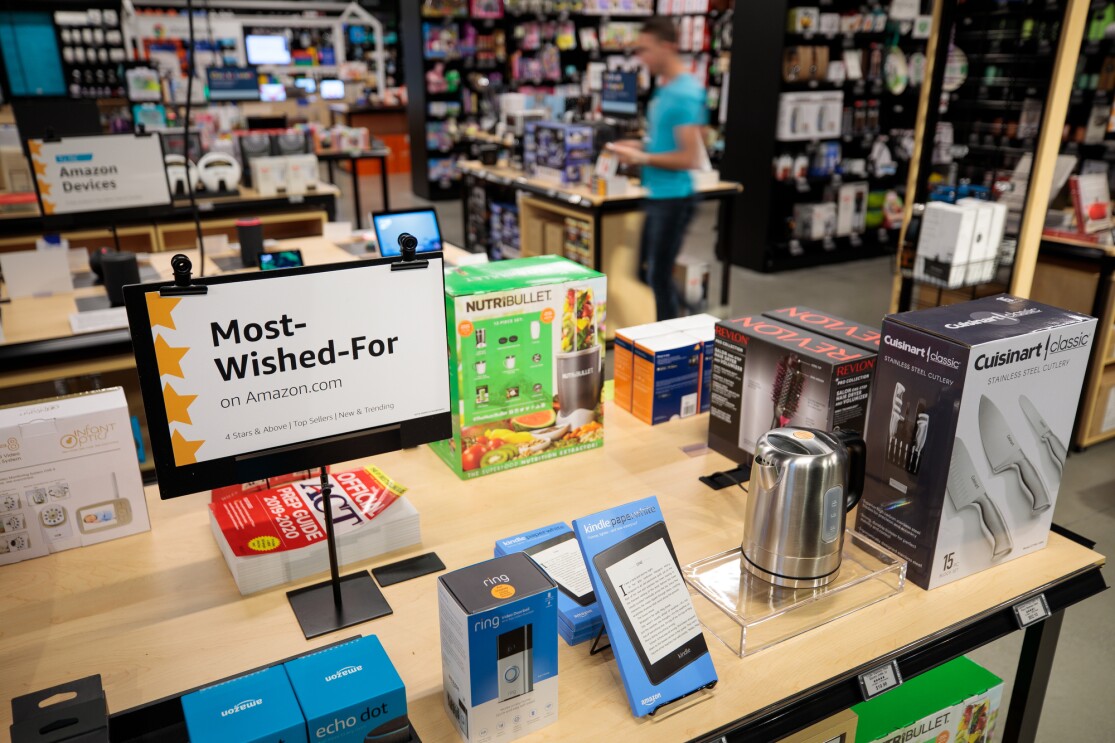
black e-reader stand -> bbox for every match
[158,250,431,639]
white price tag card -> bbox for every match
[1013,594,1051,628]
[858,660,903,701]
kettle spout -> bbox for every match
[752,458,779,492]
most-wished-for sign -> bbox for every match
[28,133,172,215]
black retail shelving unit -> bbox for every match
[896,0,1071,311]
[721,0,934,273]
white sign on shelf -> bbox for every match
[28,133,171,216]
[133,258,451,467]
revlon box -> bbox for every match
[856,295,1095,589]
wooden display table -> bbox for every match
[457,160,743,333]
[0,410,1105,742]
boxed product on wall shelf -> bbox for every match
[725,0,934,272]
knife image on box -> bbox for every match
[978,395,1052,514]
[948,438,1013,560]
[1019,394,1067,476]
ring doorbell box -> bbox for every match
[251,156,289,197]
[708,315,877,464]
[856,295,1096,589]
[438,553,558,743]
[285,635,409,743]
[182,666,307,743]
[0,388,150,566]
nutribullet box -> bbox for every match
[708,315,877,463]
[856,295,1096,589]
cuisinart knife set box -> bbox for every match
[709,307,879,463]
[857,295,1096,589]
[1,388,150,566]
[430,256,606,479]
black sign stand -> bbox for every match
[286,467,392,639]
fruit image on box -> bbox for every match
[431,257,606,479]
[856,295,1096,589]
[284,635,409,743]
[708,315,876,463]
[853,656,1003,743]
[181,666,307,743]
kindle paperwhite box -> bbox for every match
[495,522,603,645]
[438,553,558,743]
[285,635,408,743]
[182,666,307,743]
[0,388,150,566]
[573,496,716,717]
[856,295,1096,589]
[708,315,876,464]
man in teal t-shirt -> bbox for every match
[608,17,707,320]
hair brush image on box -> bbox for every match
[770,354,805,429]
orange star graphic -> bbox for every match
[171,429,205,465]
[27,140,42,156]
[42,200,55,215]
[38,181,52,196]
[146,293,181,330]
[154,334,190,378]
[162,383,197,425]
[32,159,46,176]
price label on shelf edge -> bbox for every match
[1013,594,1052,629]
[858,660,903,701]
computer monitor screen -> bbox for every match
[601,71,638,117]
[294,78,316,94]
[373,209,443,257]
[207,67,260,102]
[320,79,345,100]
[0,11,66,97]
[260,82,286,102]
[245,34,292,65]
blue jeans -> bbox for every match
[640,195,696,321]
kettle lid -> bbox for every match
[758,428,841,459]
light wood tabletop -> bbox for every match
[0,409,1104,739]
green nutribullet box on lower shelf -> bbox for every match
[431,256,606,479]
[853,657,1003,743]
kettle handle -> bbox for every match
[831,429,866,511]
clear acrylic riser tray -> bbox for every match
[683,531,906,658]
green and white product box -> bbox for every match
[853,657,1003,743]
[431,256,606,479]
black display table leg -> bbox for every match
[1002,609,1066,743]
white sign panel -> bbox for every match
[139,259,451,466]
[29,134,171,216]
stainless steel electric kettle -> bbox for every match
[742,427,866,589]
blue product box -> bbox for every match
[182,666,307,743]
[284,635,408,743]
[573,496,717,717]
[494,522,604,645]
[631,332,704,424]
[438,553,559,743]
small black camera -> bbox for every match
[398,232,419,261]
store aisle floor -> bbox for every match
[350,170,1114,739]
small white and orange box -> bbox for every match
[631,332,705,425]
[614,322,670,412]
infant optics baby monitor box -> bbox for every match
[285,635,409,743]
[431,256,606,479]
[857,295,1095,589]
[182,666,307,743]
[438,553,558,743]
[0,388,149,566]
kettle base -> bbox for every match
[741,554,839,590]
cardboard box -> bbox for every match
[284,154,320,195]
[182,666,307,743]
[285,636,408,743]
[957,198,1005,285]
[1,388,150,566]
[438,553,558,743]
[495,522,603,645]
[763,306,880,352]
[632,332,705,425]
[856,295,1096,589]
[251,156,289,197]
[778,708,857,743]
[708,316,876,464]
[853,657,1003,743]
[615,322,671,412]
[430,257,606,479]
[836,182,869,236]
[915,202,977,288]
[794,202,838,240]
